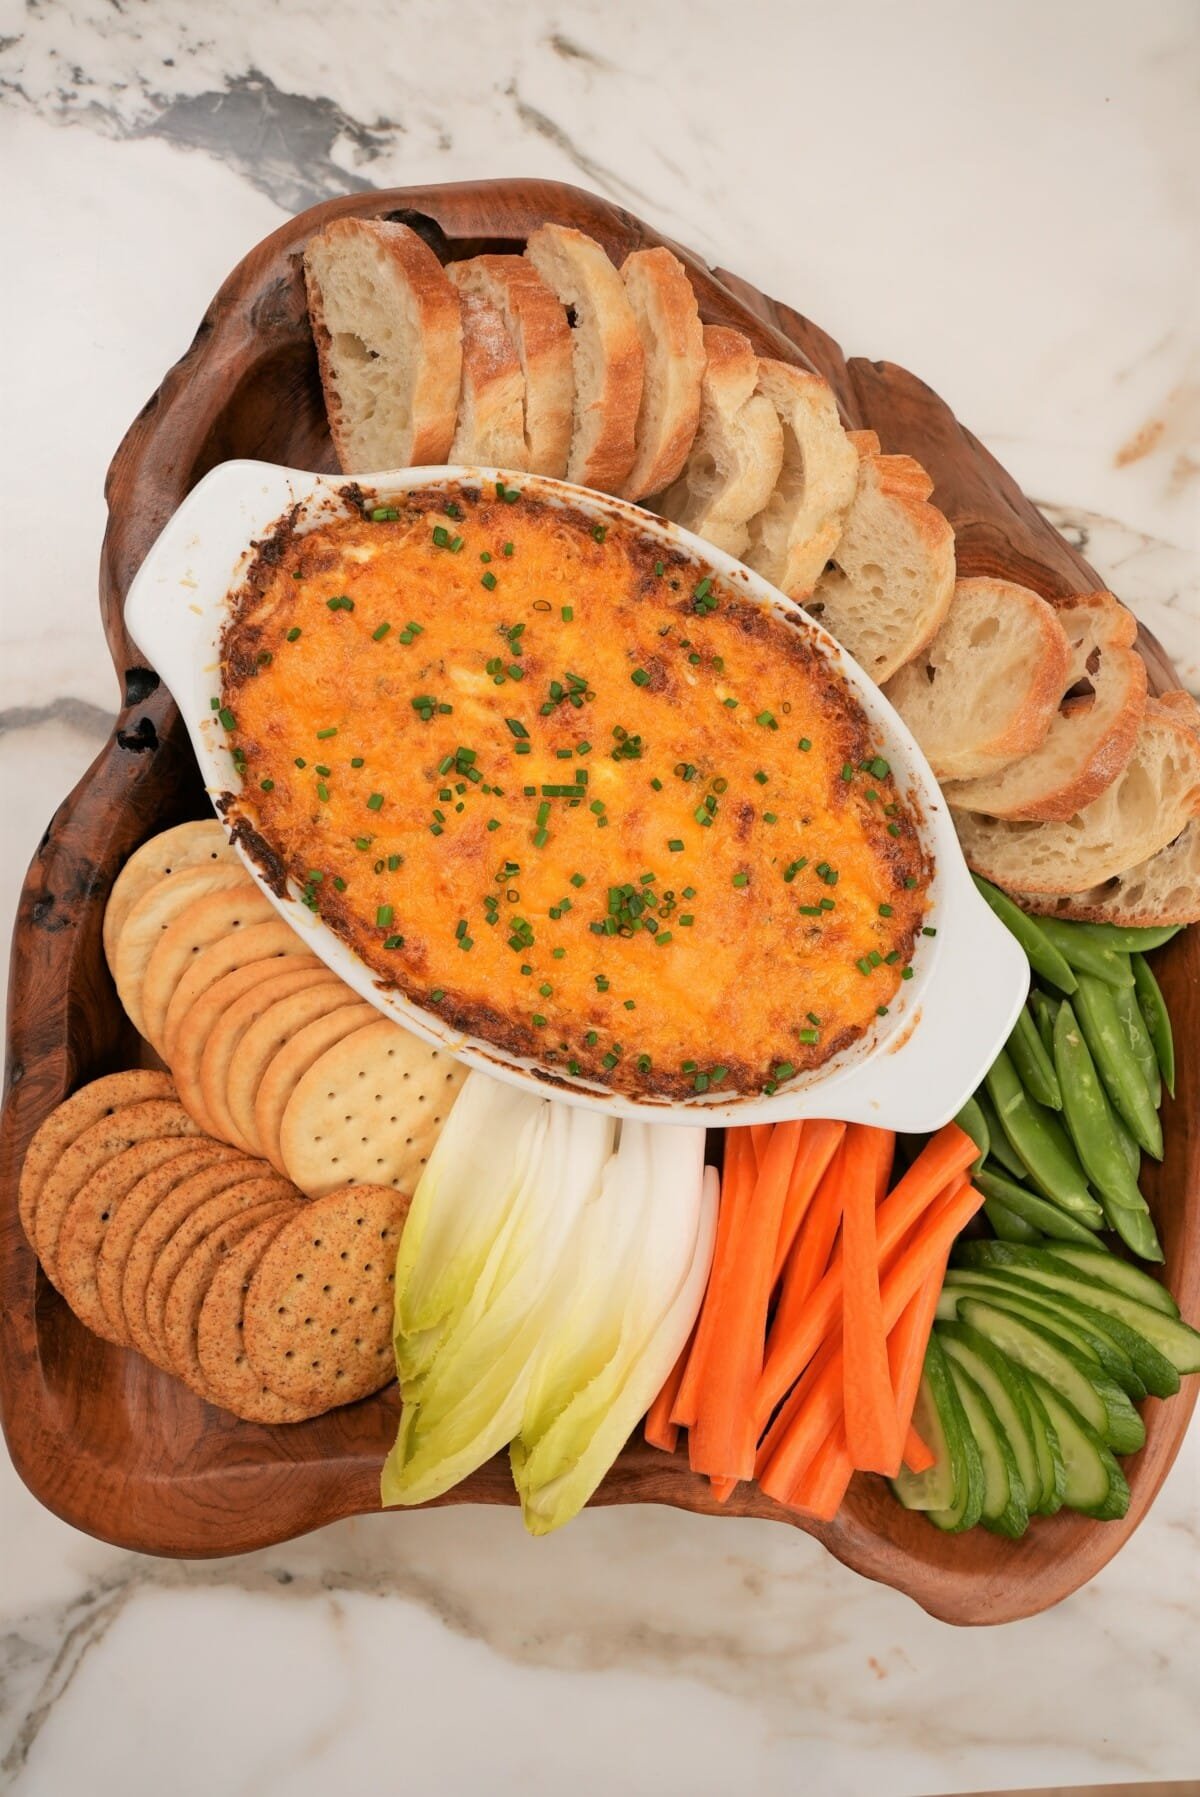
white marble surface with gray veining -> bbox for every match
[1,1,1198,1792]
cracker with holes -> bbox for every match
[252,1003,377,1174]
[163,1193,299,1393]
[102,820,237,970]
[140,883,279,1052]
[243,1184,409,1407]
[196,1215,325,1423]
[193,966,343,1148]
[96,1143,241,1333]
[34,1098,204,1290]
[217,981,357,1155]
[279,1017,466,1199]
[171,958,324,1135]
[112,862,251,1039]
[55,1136,206,1344]
[18,1069,175,1249]
[119,1156,265,1363]
[142,1174,295,1366]
[162,923,320,1065]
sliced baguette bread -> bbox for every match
[941,591,1147,821]
[743,360,858,599]
[618,247,705,502]
[952,695,1200,895]
[883,577,1072,781]
[656,326,784,558]
[1009,819,1200,926]
[449,291,528,469]
[446,255,573,477]
[304,218,462,471]
[525,224,644,492]
[804,438,956,682]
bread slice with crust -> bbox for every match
[743,360,858,599]
[883,577,1072,781]
[952,695,1200,895]
[449,291,528,469]
[618,247,705,502]
[1009,819,1200,926]
[942,591,1147,821]
[656,327,784,558]
[304,218,462,471]
[804,437,955,682]
[524,224,644,492]
[446,255,574,477]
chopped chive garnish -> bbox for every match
[798,1029,819,1046]
[259,777,274,792]
[316,726,337,740]
[798,737,812,751]
[878,903,894,917]
[923,926,937,937]
[373,622,391,641]
[840,762,854,781]
[218,706,236,730]
[384,933,404,949]
[481,570,498,590]
[668,839,684,852]
[376,905,393,928]
[631,668,650,687]
[286,627,301,642]
[901,966,914,980]
[366,792,384,811]
[592,524,607,543]
[326,595,354,611]
[732,873,748,888]
[371,505,399,522]
[756,710,778,730]
[562,605,574,621]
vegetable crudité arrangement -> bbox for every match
[381,894,1196,1538]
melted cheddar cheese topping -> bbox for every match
[221,483,930,1098]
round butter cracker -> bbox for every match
[161,918,317,1065]
[103,819,236,972]
[18,1069,175,1251]
[172,956,324,1134]
[140,883,278,1053]
[96,1142,242,1336]
[250,1003,377,1176]
[279,1017,466,1200]
[196,966,342,1151]
[112,863,250,1039]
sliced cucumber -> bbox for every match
[1021,1373,1067,1515]
[1010,1243,1178,1318]
[938,1322,1042,1514]
[956,1299,1145,1455]
[893,1334,984,1530]
[943,1271,1146,1400]
[953,1243,1199,1369]
[1026,1374,1131,1521]
[943,1360,1029,1538]
[964,1271,1179,1399]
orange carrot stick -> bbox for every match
[672,1130,755,1429]
[709,1475,738,1503]
[689,1119,804,1480]
[766,1136,847,1358]
[645,1327,694,1453]
[783,1421,855,1521]
[873,1129,896,1202]
[771,1118,845,1284]
[750,1123,772,1172]
[841,1127,901,1473]
[757,1176,981,1493]
[755,1122,977,1433]
[888,1253,953,1473]
[902,1425,935,1475]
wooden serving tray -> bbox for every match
[1,179,1195,1624]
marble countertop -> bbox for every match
[1,2,1197,1792]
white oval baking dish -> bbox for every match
[125,460,1027,1129]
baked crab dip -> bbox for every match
[219,479,931,1099]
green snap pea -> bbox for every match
[1075,923,1182,954]
[973,1089,1028,1181]
[954,1097,989,1169]
[1102,1193,1164,1264]
[1053,1000,1147,1212]
[1113,981,1161,1110]
[971,876,1076,991]
[1074,973,1164,1158]
[983,1049,1101,1220]
[1031,916,1135,989]
[983,1196,1042,1243]
[1132,952,1175,1098]
[1007,1005,1062,1110]
[1029,989,1060,1058]
[1112,1108,1141,1179]
[974,1168,1103,1244]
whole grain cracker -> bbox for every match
[252,1005,378,1176]
[196,1215,324,1423]
[142,1174,295,1366]
[103,820,236,971]
[34,1098,203,1289]
[140,884,278,1052]
[243,1183,409,1408]
[163,1195,296,1392]
[18,1070,175,1249]
[194,963,339,1142]
[119,1155,264,1362]
[55,1136,204,1343]
[178,961,331,1139]
[162,923,319,1065]
[112,862,250,1038]
[96,1143,242,1332]
[279,1017,466,1199]
[222,986,364,1158]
